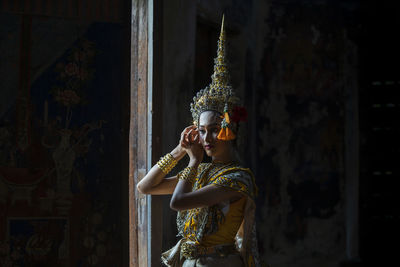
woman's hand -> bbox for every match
[179,125,203,165]
[137,126,204,196]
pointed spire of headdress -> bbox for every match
[210,14,230,94]
[214,15,236,140]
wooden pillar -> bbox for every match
[129,0,150,266]
[129,1,164,266]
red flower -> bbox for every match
[231,106,248,123]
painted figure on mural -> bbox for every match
[137,16,261,267]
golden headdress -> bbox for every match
[190,15,239,140]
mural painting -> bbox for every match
[0,15,125,266]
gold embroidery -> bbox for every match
[176,163,255,243]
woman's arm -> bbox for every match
[136,146,184,195]
[170,184,243,211]
[170,144,244,211]
[170,160,243,210]
[136,126,196,195]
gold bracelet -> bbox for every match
[156,153,178,174]
[178,166,197,184]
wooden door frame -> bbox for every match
[128,0,163,266]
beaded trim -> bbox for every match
[156,153,178,174]
[181,241,238,259]
[178,166,197,184]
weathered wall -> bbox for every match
[253,2,357,266]
[161,0,359,266]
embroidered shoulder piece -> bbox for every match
[176,164,258,243]
[209,168,257,199]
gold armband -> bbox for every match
[156,153,178,174]
[178,166,197,184]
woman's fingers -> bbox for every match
[193,134,199,143]
[179,125,197,149]
[180,141,188,149]
[181,127,193,142]
[180,133,186,147]
[181,133,189,146]
[186,129,194,143]
[181,125,195,135]
[180,131,187,140]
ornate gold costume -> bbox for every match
[161,162,260,267]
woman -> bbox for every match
[137,16,259,267]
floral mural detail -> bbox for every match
[36,39,101,216]
[52,39,95,129]
[56,39,95,82]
